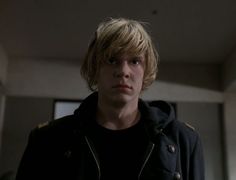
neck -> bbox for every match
[96,97,140,130]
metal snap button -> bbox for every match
[168,145,176,153]
[64,150,72,158]
[174,172,181,179]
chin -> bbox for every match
[111,94,137,104]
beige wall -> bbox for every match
[223,49,236,91]
[6,57,90,99]
[0,97,53,176]
[7,57,223,102]
[224,93,236,180]
[159,62,221,90]
[0,45,8,84]
[0,44,7,155]
[178,102,224,180]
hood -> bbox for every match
[74,92,176,134]
[139,99,176,130]
[138,99,176,141]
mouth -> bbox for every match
[112,84,132,89]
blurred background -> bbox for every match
[0,0,236,179]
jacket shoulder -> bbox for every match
[170,119,198,134]
[168,120,202,152]
[183,122,195,131]
[37,115,75,129]
[31,115,78,140]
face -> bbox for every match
[97,53,145,106]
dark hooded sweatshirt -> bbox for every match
[16,92,205,180]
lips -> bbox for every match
[112,84,132,89]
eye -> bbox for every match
[107,57,118,65]
[130,58,142,65]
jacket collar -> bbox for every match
[73,92,176,137]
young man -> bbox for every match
[16,18,205,180]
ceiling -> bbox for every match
[0,0,236,64]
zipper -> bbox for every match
[85,136,101,180]
[138,143,155,180]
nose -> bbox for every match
[113,61,130,78]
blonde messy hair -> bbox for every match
[80,18,159,91]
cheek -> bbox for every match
[133,69,144,86]
[98,68,113,82]
[137,68,145,80]
[100,67,113,75]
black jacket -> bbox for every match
[16,92,205,180]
